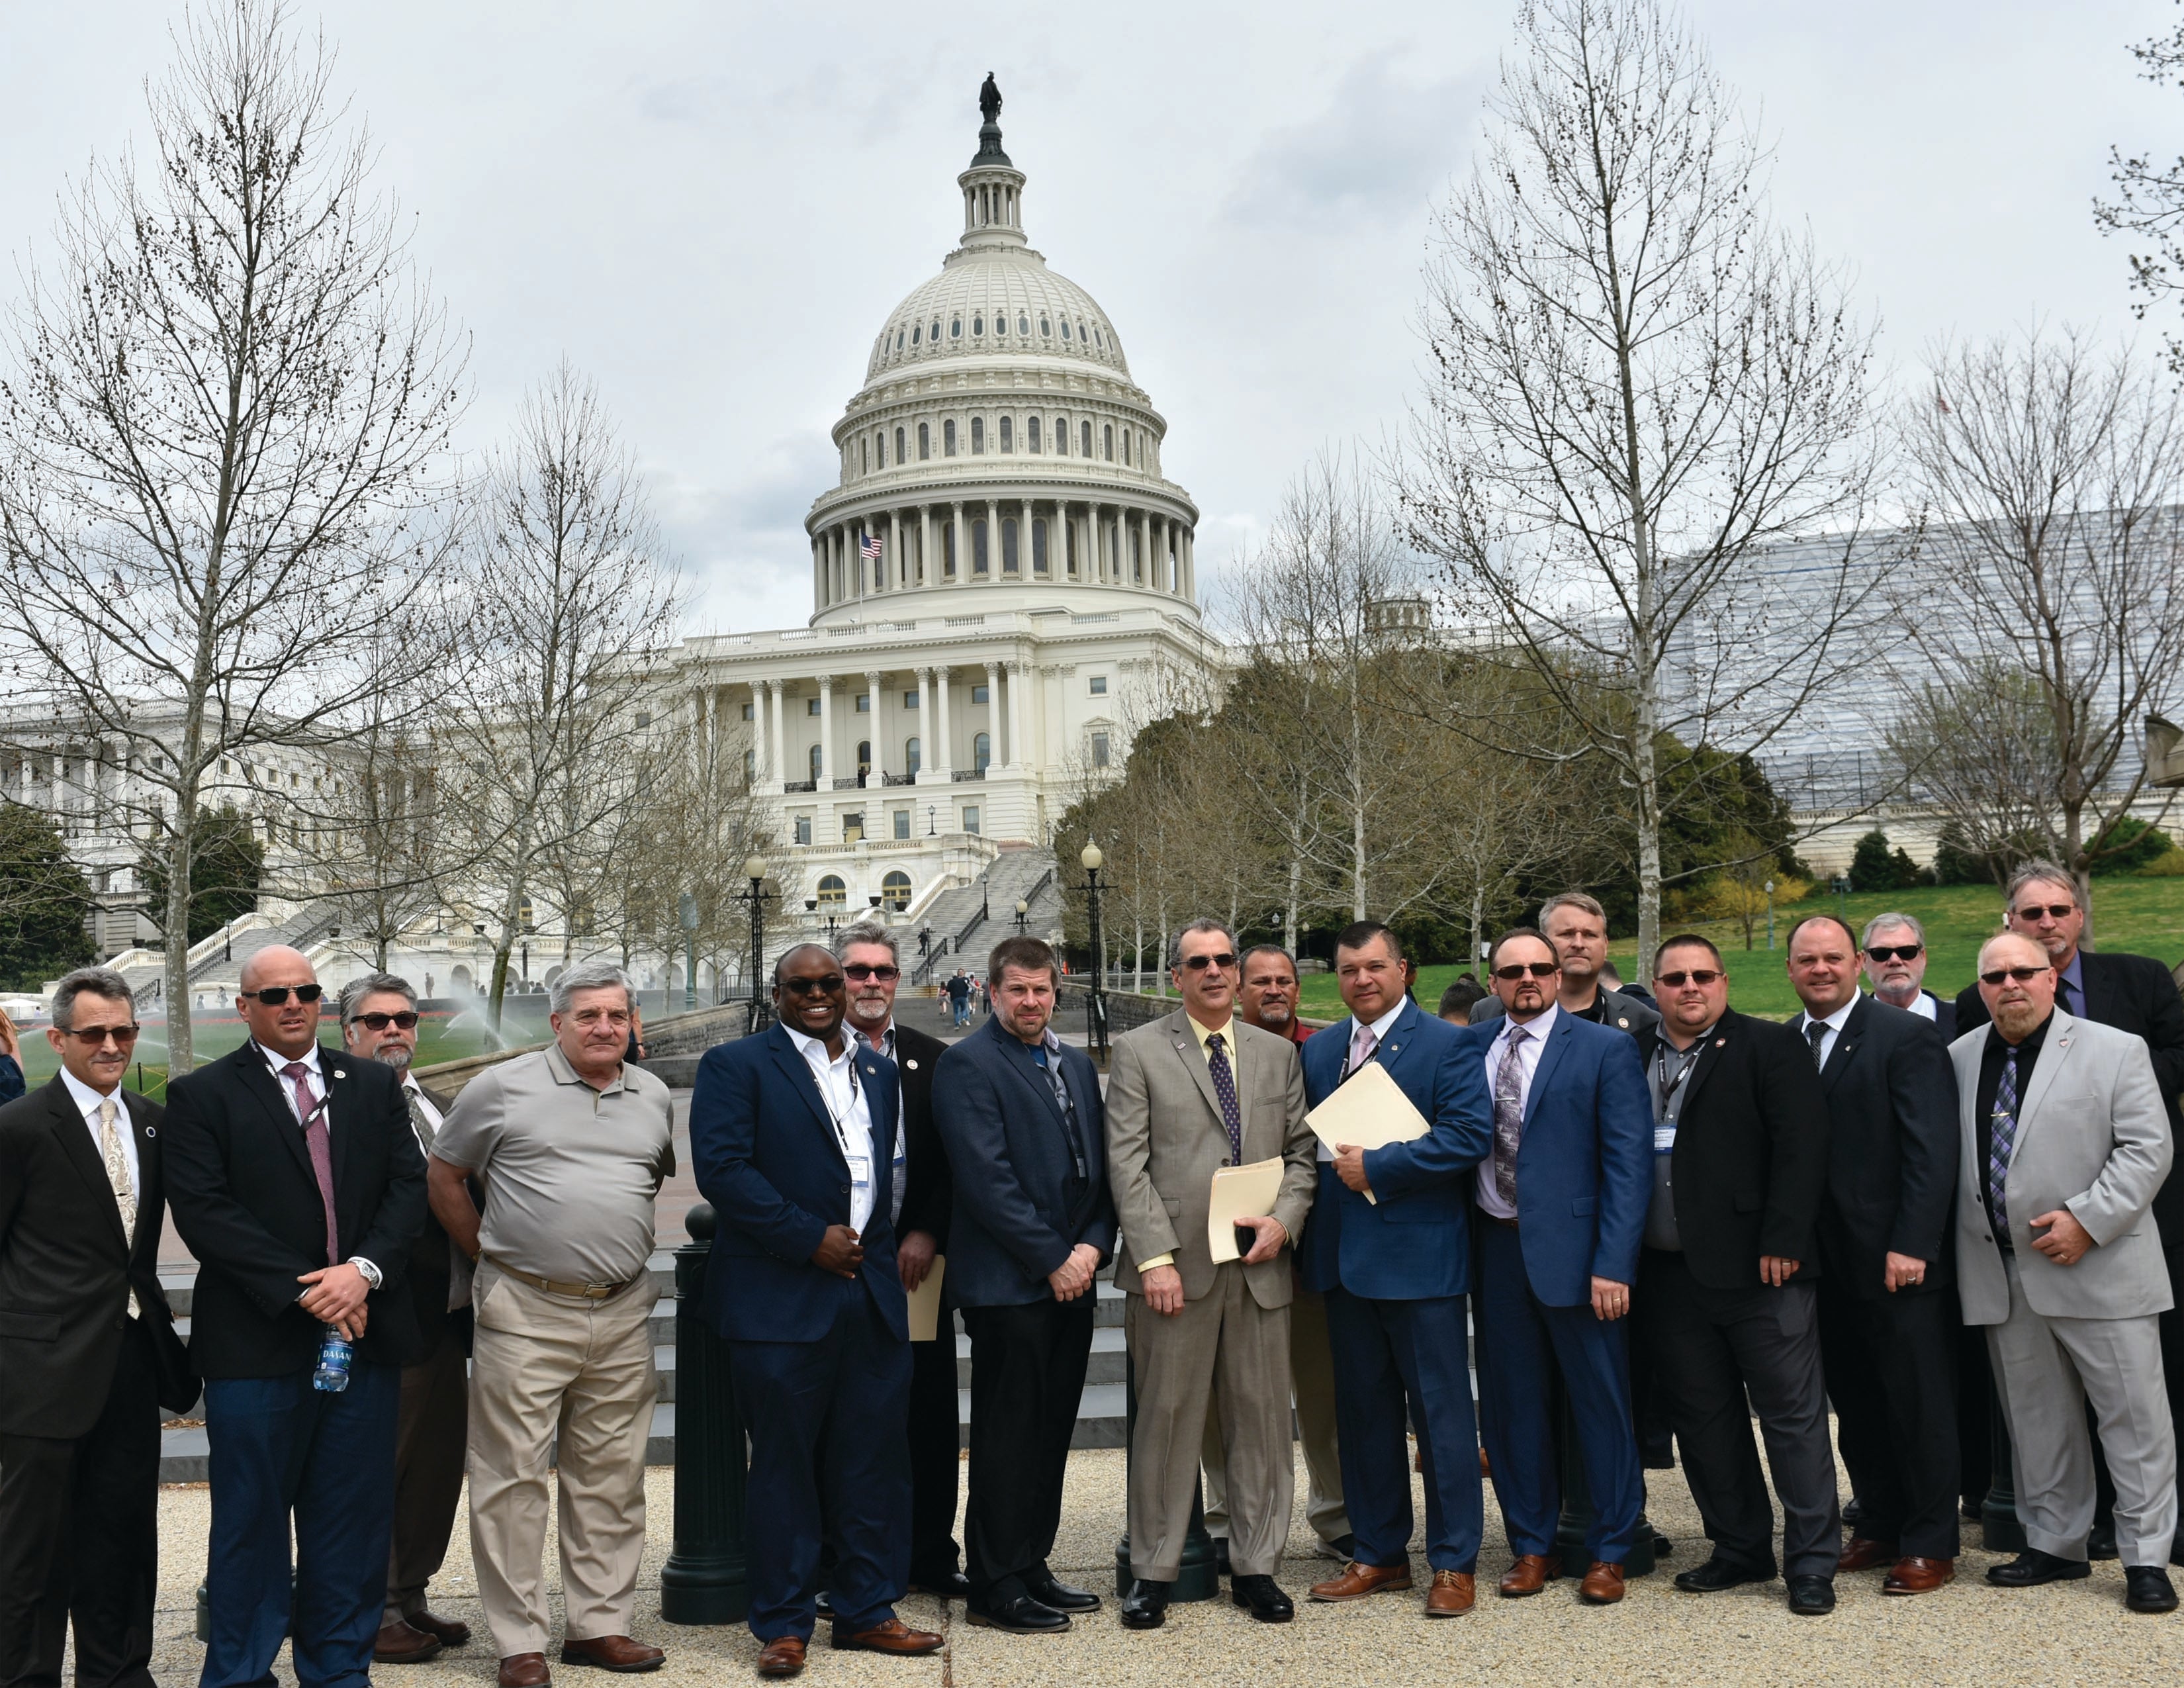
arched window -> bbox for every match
[874,432,885,469]
[817,874,847,908]
[1123,430,1132,465]
[896,329,905,350]
[905,735,921,776]
[971,416,985,454]
[1040,316,1052,337]
[911,323,921,345]
[1095,327,1105,349]
[1081,421,1093,457]
[1002,518,1019,573]
[1028,414,1042,452]
[1018,313,1030,335]
[881,870,912,912]
[932,317,942,341]
[919,422,931,459]
[943,418,957,456]
[950,316,962,339]
[808,743,822,782]
[1032,518,1048,574]
[860,437,869,473]
[1061,318,1072,340]
[974,731,991,773]
[1055,418,1067,453]
[856,740,872,784]
[895,426,905,462]
[1103,424,1114,461]
[972,313,984,336]
[999,416,1013,452]
[973,519,990,575]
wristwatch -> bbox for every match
[347,1256,384,1290]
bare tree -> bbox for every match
[0,0,465,1068]
[1894,328,2184,932]
[2097,4,2184,377]
[1398,0,1886,977]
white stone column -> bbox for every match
[934,667,954,773]
[1183,526,1195,600]
[920,506,934,586]
[985,500,998,575]
[864,670,884,780]
[950,502,965,583]
[1007,659,1031,771]
[813,537,825,607]
[818,676,835,786]
[889,512,902,590]
[915,667,933,776]
[983,661,1003,769]
[768,680,786,788]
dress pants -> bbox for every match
[905,1311,962,1584]
[1635,1250,1839,1579]
[1475,1221,1643,1564]
[1987,1252,2178,1567]
[1124,1262,1293,1580]
[200,1358,399,1688]
[385,1335,470,1626]
[467,1267,659,1658]
[1204,1280,1350,1550]
[1816,1274,1960,1560]
[730,1290,912,1643]
[0,1320,161,1688]
[960,1296,1094,1600]
[2163,1245,2184,1564]
[1323,1286,1482,1573]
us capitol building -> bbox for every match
[664,77,1216,931]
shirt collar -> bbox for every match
[543,1038,628,1093]
[256,1039,322,1080]
[1364,1000,1406,1043]
[852,1017,895,1057]
[1805,998,1856,1033]
[1990,1011,2055,1055]
[1187,1012,1236,1053]
[1501,1002,1557,1044]
[2059,951,2085,994]
[59,1064,123,1120]
[784,1023,852,1068]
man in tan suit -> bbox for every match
[1106,919,1318,1630]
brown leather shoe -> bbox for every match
[497,1654,551,1688]
[829,1617,944,1656]
[1836,1536,1900,1573]
[377,1621,443,1664]
[1425,1570,1476,1617]
[409,1610,473,1646]
[754,1636,805,1679]
[1882,1556,1956,1595]
[1579,1562,1627,1605]
[559,1636,665,1673]
[1309,1560,1416,1602]
[1498,1555,1563,1596]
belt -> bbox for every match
[482,1253,632,1301]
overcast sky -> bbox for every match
[3,1,2175,637]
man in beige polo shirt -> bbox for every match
[428,960,676,1687]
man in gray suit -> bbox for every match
[1105,919,1318,1630]
[1952,932,2178,1613]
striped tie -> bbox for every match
[1988,1047,2020,1238]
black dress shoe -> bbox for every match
[1653,1532,1675,1560]
[2125,1566,2179,1613]
[1841,1497,1865,1528]
[1786,1575,1836,1616]
[1961,1497,1983,1522]
[1674,1557,1774,1593]
[1119,1579,1171,1630]
[1230,1575,1293,1623]
[907,1571,970,1600]
[1986,1549,2092,1588]
[2088,1523,2120,1562]
[812,1591,832,1618]
[965,1593,1070,1633]
[1023,1574,1099,1613]
[1212,1538,1232,1577]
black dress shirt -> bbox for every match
[1976,1013,2052,1249]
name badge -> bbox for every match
[1654,1123,1676,1154]
[846,1154,872,1196]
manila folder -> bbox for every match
[1305,1062,1430,1205]
[1206,1158,1287,1263]
[907,1255,947,1343]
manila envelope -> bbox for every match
[1305,1061,1430,1205]
[1206,1157,1287,1263]
[907,1255,948,1342]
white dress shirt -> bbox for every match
[1322,1000,1411,1162]
[1477,1004,1557,1219]
[256,1040,382,1289]
[1797,998,1857,1069]
[60,1065,140,1207]
[400,1073,443,1152]
[1907,992,1938,1023]
[788,1024,878,1234]
[852,1020,911,1225]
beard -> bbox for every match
[375,1043,414,1072]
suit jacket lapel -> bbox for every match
[238,1046,319,1187]
[1166,1013,1227,1139]
[44,1079,128,1250]
[1678,1013,1731,1112]
[993,1022,1069,1130]
[1375,1000,1423,1081]
[1819,999,1866,1094]
[1522,1013,1572,1126]
[767,1025,847,1167]
[2016,1012,2076,1145]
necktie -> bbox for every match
[1806,1019,1829,1070]
[1206,1032,1244,1165]
[285,1061,340,1267]
[1492,1024,1529,1205]
[1988,1047,2020,1239]
[1347,1022,1379,1077]
[405,1090,436,1156]
[99,1098,140,1317]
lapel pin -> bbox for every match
[1714,1038,1726,1047]
[906,1058,919,1070]
[334,1070,346,1080]
[144,1126,157,1138]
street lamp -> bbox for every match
[1079,843,1108,1060]
[737,857,770,1035]
[1764,879,1776,951]
[1013,897,1030,934]
[678,891,700,1013]
[926,804,937,836]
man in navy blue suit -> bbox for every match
[931,935,1115,1636]
[1300,921,1494,1617]
[1469,929,1652,1606]
[688,944,942,1679]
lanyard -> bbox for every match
[811,1047,863,1158]
[1654,1040,1703,1117]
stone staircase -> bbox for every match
[909,847,1065,985]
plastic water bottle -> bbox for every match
[312,1325,353,1393]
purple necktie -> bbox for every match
[285,1061,339,1266]
[1206,1032,1244,1165]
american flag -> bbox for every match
[860,533,884,564]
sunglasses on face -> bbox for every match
[1180,953,1238,972]
[61,1024,140,1047]
[354,1011,420,1031]
[2013,904,2075,923]
[1494,962,1559,980]
[243,984,322,1006]
[1865,945,1923,962]
[1980,965,2051,986]
[780,975,844,997]
[844,964,901,982]
[1656,969,1723,988]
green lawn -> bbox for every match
[1292,879,2184,1025]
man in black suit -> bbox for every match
[931,935,1114,1635]
[1786,916,1962,1594]
[0,968,193,1688]
[836,921,964,1599]
[1862,912,1956,1039]
[340,973,475,1664]
[1953,860,2184,1559]
[1631,934,1837,1615]
[166,946,428,1688]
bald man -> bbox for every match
[166,946,428,1688]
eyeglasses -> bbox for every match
[843,964,900,982]
[60,1024,140,1047]
[1493,962,1559,980]
[1656,969,1723,988]
[1979,965,2051,986]
[1180,952,1238,972]
[353,1011,419,1031]
[780,975,844,997]
[242,984,323,1006]
[1864,945,1923,962]
[2013,904,2075,923]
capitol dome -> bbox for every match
[806,77,1200,624]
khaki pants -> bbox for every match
[467,1263,659,1656]
[1205,1280,1350,1549]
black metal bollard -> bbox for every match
[1113,1345,1220,1600]
[1981,1376,2027,1554]
[659,1204,752,1623]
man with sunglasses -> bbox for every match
[1950,933,2177,1612]
[340,974,475,1665]
[1629,935,1837,1615]
[165,946,428,1688]
[1468,894,1660,1040]
[1860,913,1955,1038]
[0,968,194,1688]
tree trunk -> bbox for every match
[161,822,196,1077]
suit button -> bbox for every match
[841,1184,850,1194]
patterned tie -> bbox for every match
[1988,1046,2020,1239]
[1492,1024,1528,1205]
[405,1089,436,1156]
[1806,1018,1829,1070]
[1206,1032,1244,1165]
[99,1098,140,1317]
[1347,1021,1379,1077]
[285,1061,340,1267]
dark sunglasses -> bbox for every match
[2013,903,2075,923]
[1864,945,1923,962]
[1493,962,1559,980]
[60,1023,140,1047]
[1980,965,2051,986]
[780,974,844,997]
[243,984,323,1006]
[354,1011,420,1031]
[1656,969,1723,988]
[1180,952,1238,972]
[843,963,901,982]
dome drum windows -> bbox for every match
[1001,518,1019,575]
[912,324,922,345]
[1103,424,1114,461]
[1028,414,1042,453]
[1018,313,1030,336]
[1032,518,1049,575]
[895,426,906,463]
[1054,418,1067,454]
[972,519,990,576]
[944,419,958,456]
[972,313,984,336]
[919,422,931,460]
[1060,318,1072,340]
[1081,421,1093,457]
[951,317,962,339]
[1040,316,1052,338]
[971,416,985,454]
[1000,416,1013,452]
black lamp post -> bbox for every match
[737,857,770,1035]
[1013,897,1029,934]
[1079,843,1108,1060]
[678,891,700,1013]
